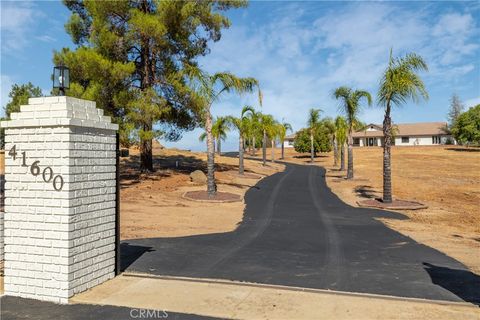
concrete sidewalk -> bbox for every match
[71,274,479,320]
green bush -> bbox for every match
[294,127,332,154]
[451,104,480,146]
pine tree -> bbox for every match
[448,93,464,128]
[57,0,246,171]
[4,83,43,117]
[1,83,43,149]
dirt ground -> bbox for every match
[120,146,284,239]
[275,146,480,274]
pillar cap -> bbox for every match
[1,96,118,131]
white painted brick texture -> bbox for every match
[1,97,117,303]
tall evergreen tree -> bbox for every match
[57,0,246,171]
[447,93,464,129]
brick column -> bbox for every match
[0,96,118,303]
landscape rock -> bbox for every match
[190,170,207,184]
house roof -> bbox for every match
[352,122,449,138]
[285,133,296,140]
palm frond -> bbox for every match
[199,132,207,142]
[283,122,292,132]
[241,105,255,118]
[212,73,262,105]
[307,108,322,129]
[377,50,429,108]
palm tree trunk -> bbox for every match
[310,132,314,163]
[271,140,275,163]
[140,122,154,172]
[205,109,216,197]
[340,143,345,171]
[347,129,354,179]
[252,136,256,156]
[333,137,338,166]
[281,141,285,159]
[382,103,393,203]
[239,135,244,175]
[217,139,221,156]
[262,130,267,166]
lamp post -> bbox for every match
[53,65,70,96]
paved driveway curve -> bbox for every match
[122,163,479,304]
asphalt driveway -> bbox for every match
[0,296,218,320]
[122,163,479,305]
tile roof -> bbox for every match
[352,122,449,138]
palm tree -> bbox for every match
[225,106,255,175]
[335,116,348,171]
[266,119,280,163]
[333,87,372,179]
[199,116,230,156]
[185,67,262,197]
[278,121,292,160]
[257,113,275,166]
[307,108,322,163]
[245,110,260,156]
[213,117,230,155]
[378,50,428,203]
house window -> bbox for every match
[288,140,294,146]
[353,138,360,146]
[401,137,409,143]
[432,136,441,144]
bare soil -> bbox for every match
[120,147,284,240]
[276,146,480,274]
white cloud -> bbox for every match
[35,35,56,43]
[431,13,478,65]
[0,2,36,52]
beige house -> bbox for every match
[352,122,452,147]
[283,133,296,148]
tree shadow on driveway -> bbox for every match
[423,262,480,306]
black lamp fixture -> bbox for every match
[53,65,70,96]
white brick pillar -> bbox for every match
[0,96,118,303]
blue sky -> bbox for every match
[1,1,479,151]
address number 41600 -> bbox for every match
[8,145,64,191]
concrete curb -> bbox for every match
[122,272,476,309]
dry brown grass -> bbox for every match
[276,146,480,273]
[321,147,480,230]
